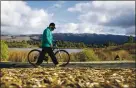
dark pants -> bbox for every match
[36,47,58,65]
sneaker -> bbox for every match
[55,63,62,67]
[34,64,42,68]
[36,65,42,68]
[37,65,42,68]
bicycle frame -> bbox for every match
[28,40,70,66]
[52,41,60,51]
[53,42,62,60]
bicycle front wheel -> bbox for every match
[27,49,41,66]
[55,50,70,66]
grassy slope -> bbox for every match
[93,43,136,61]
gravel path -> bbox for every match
[0,61,135,68]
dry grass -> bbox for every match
[6,43,135,62]
[112,50,131,60]
[7,49,134,62]
[8,50,29,62]
[95,49,133,61]
[94,44,135,61]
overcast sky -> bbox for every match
[1,1,135,36]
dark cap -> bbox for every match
[49,23,56,29]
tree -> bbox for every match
[127,36,134,43]
[1,40,9,61]
[108,41,116,46]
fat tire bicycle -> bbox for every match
[27,41,70,67]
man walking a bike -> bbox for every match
[36,23,60,67]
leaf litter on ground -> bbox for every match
[1,67,135,88]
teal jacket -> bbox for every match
[42,27,53,47]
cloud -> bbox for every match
[54,22,104,34]
[102,11,135,28]
[1,1,135,36]
[68,1,135,35]
[53,23,79,33]
[54,4,61,8]
[52,1,65,8]
[125,26,135,36]
[1,1,54,34]
[67,2,91,13]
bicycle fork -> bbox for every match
[57,49,62,63]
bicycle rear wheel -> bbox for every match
[27,49,41,66]
[55,50,70,66]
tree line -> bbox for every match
[4,36,135,48]
[4,40,120,48]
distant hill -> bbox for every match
[1,33,136,44]
[53,33,136,44]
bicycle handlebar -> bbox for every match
[53,40,59,45]
[52,40,59,49]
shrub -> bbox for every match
[1,40,9,61]
[95,51,108,61]
[69,53,78,62]
[112,50,132,60]
[76,48,100,61]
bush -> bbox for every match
[112,50,132,60]
[72,48,99,61]
[1,40,9,61]
[69,53,78,62]
[95,51,108,61]
[82,48,100,61]
[95,49,133,61]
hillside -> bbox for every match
[1,33,136,45]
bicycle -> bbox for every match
[27,40,70,67]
